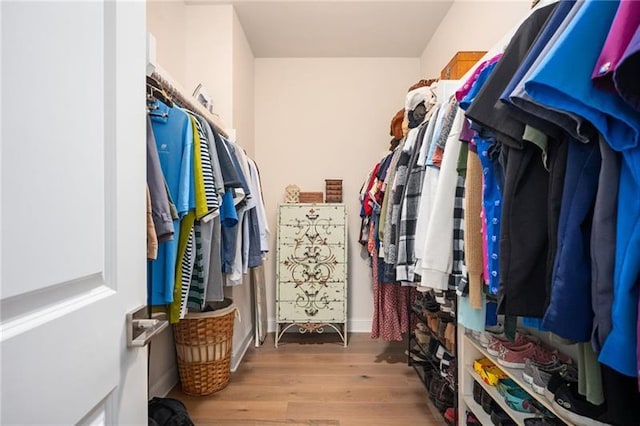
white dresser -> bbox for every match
[275,203,348,347]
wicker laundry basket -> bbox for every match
[172,303,237,395]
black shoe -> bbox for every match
[524,417,568,425]
[473,381,483,405]
[552,383,610,426]
[481,388,499,414]
[491,408,516,426]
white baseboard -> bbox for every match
[267,318,372,333]
[149,365,178,398]
[230,328,253,372]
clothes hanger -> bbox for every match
[146,76,174,108]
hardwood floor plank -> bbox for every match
[286,401,436,419]
[168,333,447,426]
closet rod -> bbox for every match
[146,33,228,139]
[148,68,229,139]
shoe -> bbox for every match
[481,387,499,414]
[544,364,579,402]
[487,333,533,357]
[552,382,611,426]
[481,365,509,386]
[497,342,557,369]
[524,417,568,425]
[470,330,490,347]
[415,328,430,345]
[466,412,481,426]
[405,348,430,363]
[445,322,456,352]
[434,381,454,412]
[523,358,564,386]
[444,407,456,425]
[527,360,572,396]
[491,408,516,426]
[473,357,494,375]
[497,342,537,369]
[435,290,446,304]
[473,380,483,404]
[429,374,447,404]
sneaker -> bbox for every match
[530,361,573,396]
[435,382,454,412]
[491,408,516,426]
[435,290,447,304]
[544,364,579,402]
[473,380,483,404]
[415,328,430,345]
[497,342,538,369]
[487,333,533,357]
[552,382,611,426]
[466,412,481,426]
[524,417,568,425]
[481,387,499,414]
[470,330,490,347]
[523,358,564,386]
[498,342,559,370]
[481,365,509,386]
[473,357,494,375]
[444,407,456,424]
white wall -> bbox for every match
[255,58,421,333]
[420,0,530,78]
[146,0,187,86]
[232,9,256,157]
[185,5,234,126]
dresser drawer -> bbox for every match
[277,300,345,322]
[277,260,346,285]
[277,278,346,301]
[279,204,346,227]
[278,240,345,269]
[278,223,346,247]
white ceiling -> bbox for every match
[190,1,454,57]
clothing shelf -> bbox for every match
[459,329,577,425]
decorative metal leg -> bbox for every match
[343,322,348,347]
[275,323,280,348]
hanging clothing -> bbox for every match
[148,99,194,306]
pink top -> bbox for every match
[455,54,503,102]
[592,0,640,91]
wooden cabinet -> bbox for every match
[275,203,348,347]
[440,51,487,80]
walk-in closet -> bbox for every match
[2,1,640,425]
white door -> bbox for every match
[1,1,148,425]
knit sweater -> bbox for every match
[464,150,484,308]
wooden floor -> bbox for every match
[169,333,447,426]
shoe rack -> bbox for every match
[408,292,458,425]
[457,324,576,425]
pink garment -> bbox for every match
[370,237,412,342]
[592,0,640,91]
[455,54,503,102]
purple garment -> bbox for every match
[455,54,502,102]
[592,1,640,91]
[614,26,640,111]
[460,118,476,145]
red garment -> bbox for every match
[370,223,412,342]
[362,162,381,217]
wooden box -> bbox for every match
[298,192,324,203]
[440,51,487,80]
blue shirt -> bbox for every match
[148,100,194,305]
[525,0,640,377]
